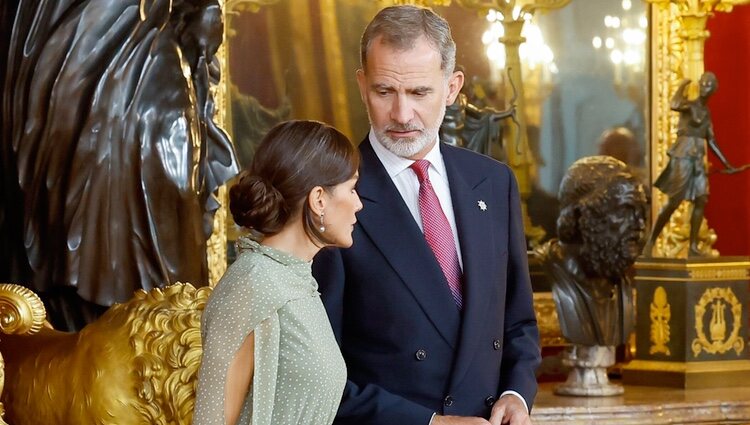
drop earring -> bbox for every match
[319,212,326,232]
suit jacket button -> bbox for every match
[415,349,427,361]
[485,396,496,407]
[444,395,454,407]
[493,339,501,350]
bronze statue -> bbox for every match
[643,72,739,257]
[536,156,647,396]
[440,92,514,162]
[0,0,238,330]
[537,156,647,347]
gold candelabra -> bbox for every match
[382,0,571,245]
[457,0,570,246]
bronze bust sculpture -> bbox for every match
[538,156,647,347]
[537,156,647,396]
[643,72,739,257]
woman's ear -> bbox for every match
[307,186,327,216]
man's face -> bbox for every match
[607,183,647,263]
[579,181,647,278]
[357,35,463,159]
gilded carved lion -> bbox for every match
[0,283,211,425]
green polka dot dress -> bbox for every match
[194,237,346,425]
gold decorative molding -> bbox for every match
[207,185,229,286]
[649,286,672,355]
[380,0,452,5]
[0,351,5,425]
[692,286,744,357]
[636,260,750,269]
[647,0,750,258]
[0,283,46,336]
[626,358,750,373]
[533,292,566,347]
[207,1,231,286]
[225,0,280,13]
[623,358,750,388]
[635,258,750,281]
[0,283,46,425]
[690,267,749,280]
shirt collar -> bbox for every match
[368,129,446,179]
[236,236,313,279]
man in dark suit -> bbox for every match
[313,6,540,425]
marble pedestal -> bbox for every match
[555,345,623,396]
[623,256,750,388]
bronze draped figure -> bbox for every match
[439,92,514,162]
[643,72,739,257]
[0,0,238,330]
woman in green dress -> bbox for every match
[194,120,362,425]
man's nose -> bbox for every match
[390,95,415,124]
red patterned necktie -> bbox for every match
[410,160,463,309]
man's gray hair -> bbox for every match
[360,5,456,78]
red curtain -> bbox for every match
[704,5,750,256]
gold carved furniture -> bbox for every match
[0,283,47,425]
[0,283,209,425]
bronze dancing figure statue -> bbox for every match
[643,72,740,257]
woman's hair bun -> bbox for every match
[229,172,288,234]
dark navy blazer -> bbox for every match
[313,138,541,425]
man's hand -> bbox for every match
[432,415,490,425]
[488,394,532,425]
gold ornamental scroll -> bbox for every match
[0,283,47,425]
[646,0,750,258]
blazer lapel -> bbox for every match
[441,144,495,388]
[356,140,461,348]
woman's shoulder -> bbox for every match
[212,250,281,294]
[202,252,293,330]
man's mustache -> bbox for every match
[385,123,423,132]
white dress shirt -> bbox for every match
[368,130,529,421]
[368,132,463,270]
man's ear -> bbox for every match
[356,69,367,103]
[307,186,327,216]
[446,70,465,106]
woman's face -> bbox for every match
[323,175,362,248]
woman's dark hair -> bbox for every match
[229,120,359,244]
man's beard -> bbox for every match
[579,216,643,281]
[371,107,446,158]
